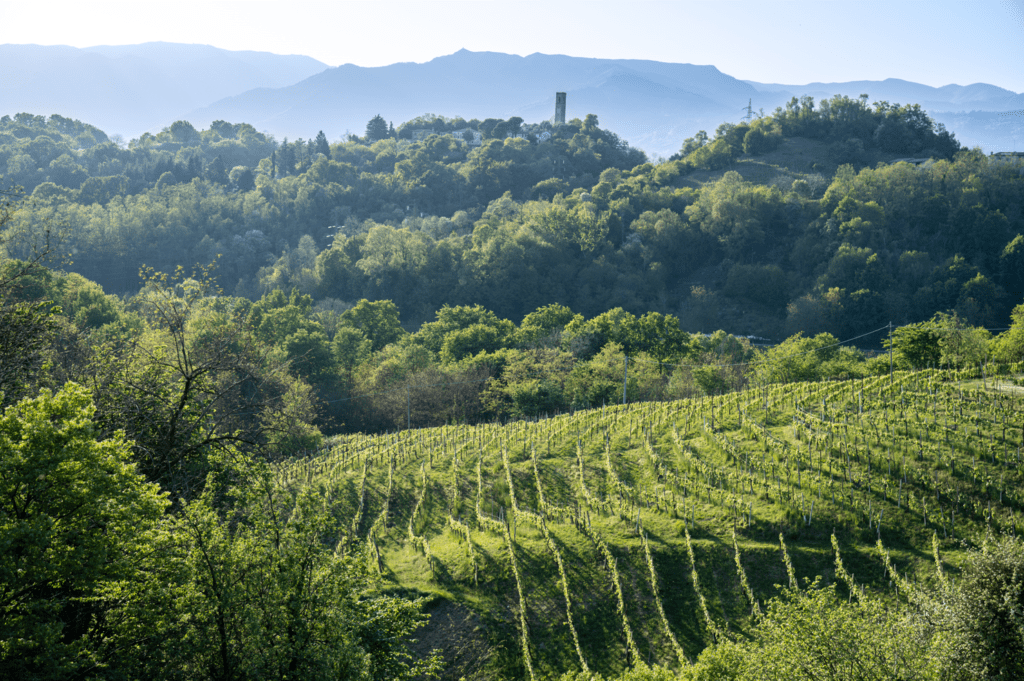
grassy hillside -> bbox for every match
[276,369,1024,679]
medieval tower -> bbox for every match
[555,92,566,124]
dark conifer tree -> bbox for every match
[314,130,330,157]
[365,115,388,142]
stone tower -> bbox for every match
[555,92,566,124]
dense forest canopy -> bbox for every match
[3,95,1010,336]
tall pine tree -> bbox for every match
[365,114,389,142]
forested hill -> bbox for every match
[2,97,1020,340]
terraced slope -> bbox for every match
[276,369,1024,679]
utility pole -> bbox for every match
[888,322,893,384]
[622,356,629,405]
[742,99,754,122]
[406,384,411,430]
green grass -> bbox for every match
[277,369,1024,679]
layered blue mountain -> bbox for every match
[184,50,757,154]
[3,43,1022,155]
[0,43,329,138]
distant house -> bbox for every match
[536,131,553,143]
[410,128,483,146]
[890,157,932,166]
[990,151,1024,174]
[452,129,483,146]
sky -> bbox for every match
[3,0,1024,92]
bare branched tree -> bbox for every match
[85,264,322,500]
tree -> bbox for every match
[993,303,1024,362]
[277,138,296,176]
[563,308,639,359]
[932,311,991,369]
[111,466,441,680]
[0,383,168,679]
[339,299,406,352]
[998,234,1024,299]
[482,347,574,417]
[749,332,850,384]
[0,268,60,407]
[517,303,582,346]
[229,165,255,192]
[283,327,337,383]
[332,326,371,387]
[88,266,322,500]
[415,304,513,354]
[206,155,229,184]
[886,320,942,369]
[677,130,709,158]
[314,130,331,157]
[366,115,389,143]
[168,120,201,147]
[0,188,67,408]
[935,533,1024,680]
[632,311,692,369]
[740,580,929,681]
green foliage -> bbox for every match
[0,383,168,678]
[931,311,992,368]
[482,347,576,417]
[887,319,942,369]
[993,303,1024,362]
[723,263,789,310]
[517,303,582,346]
[0,106,1008,347]
[749,333,851,385]
[738,580,930,680]
[339,299,406,352]
[684,171,785,259]
[564,307,639,359]
[416,303,515,356]
[128,473,436,680]
[936,533,1024,680]
[366,114,391,143]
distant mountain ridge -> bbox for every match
[743,77,1024,152]
[2,43,1022,155]
[745,77,1024,110]
[0,42,329,138]
[185,49,756,153]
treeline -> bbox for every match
[671,93,962,167]
[7,249,1024,440]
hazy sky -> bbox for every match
[4,0,1024,92]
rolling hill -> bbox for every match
[275,368,1024,679]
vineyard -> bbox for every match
[275,369,1024,680]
